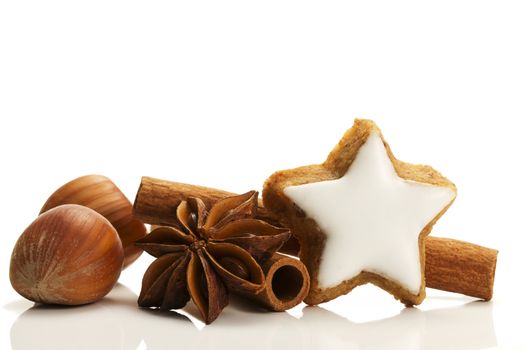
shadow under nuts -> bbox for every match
[10,204,124,305]
[40,174,147,269]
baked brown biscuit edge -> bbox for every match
[262,119,457,306]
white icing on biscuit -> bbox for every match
[284,133,455,294]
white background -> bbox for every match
[1,1,524,349]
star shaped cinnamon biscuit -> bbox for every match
[263,119,456,306]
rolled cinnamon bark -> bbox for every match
[133,177,281,228]
[236,253,310,311]
[133,176,498,301]
[425,237,497,300]
[245,235,497,300]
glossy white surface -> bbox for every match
[2,283,502,350]
[284,132,455,292]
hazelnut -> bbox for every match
[40,175,147,269]
[10,204,124,305]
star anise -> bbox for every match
[135,191,291,324]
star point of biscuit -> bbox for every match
[263,119,456,305]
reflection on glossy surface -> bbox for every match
[10,284,496,350]
[300,302,496,350]
[10,284,143,350]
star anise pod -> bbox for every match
[135,191,291,324]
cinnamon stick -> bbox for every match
[236,253,310,311]
[246,235,497,300]
[134,176,498,301]
[425,237,497,300]
[133,177,281,227]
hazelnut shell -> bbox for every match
[10,204,124,305]
[40,175,147,269]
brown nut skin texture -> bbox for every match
[10,204,124,305]
[40,175,147,269]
